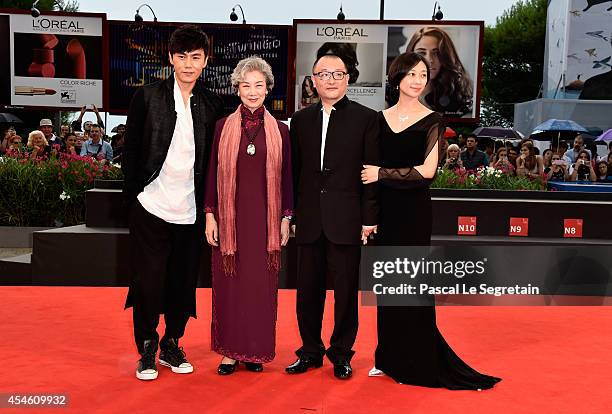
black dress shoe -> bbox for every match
[333,361,352,379]
[285,357,323,374]
[243,362,263,372]
[217,360,238,375]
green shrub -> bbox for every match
[0,152,123,226]
[432,166,546,191]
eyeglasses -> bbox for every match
[313,71,347,81]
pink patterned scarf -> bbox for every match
[217,105,283,275]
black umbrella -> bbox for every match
[0,113,24,124]
[472,126,524,139]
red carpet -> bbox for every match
[0,287,610,413]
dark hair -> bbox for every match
[542,148,553,167]
[313,42,358,83]
[65,132,77,140]
[466,133,478,141]
[169,24,210,56]
[577,149,591,161]
[301,76,317,98]
[407,27,473,114]
[388,52,430,89]
[521,142,537,171]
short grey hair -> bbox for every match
[231,56,274,92]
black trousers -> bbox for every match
[127,201,202,354]
[295,233,361,363]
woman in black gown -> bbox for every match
[361,52,501,390]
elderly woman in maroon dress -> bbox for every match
[204,56,293,375]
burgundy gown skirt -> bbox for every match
[211,129,278,363]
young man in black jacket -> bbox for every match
[122,25,223,380]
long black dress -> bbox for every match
[374,111,501,390]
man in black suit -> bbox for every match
[286,53,379,379]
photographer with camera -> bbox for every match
[570,150,596,182]
[72,104,105,133]
[443,144,464,172]
[547,153,569,182]
[490,146,515,174]
[564,135,591,164]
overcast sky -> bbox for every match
[75,0,521,129]
[78,0,518,27]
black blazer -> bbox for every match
[122,74,223,215]
[291,96,379,245]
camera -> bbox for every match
[447,157,459,170]
[577,163,589,175]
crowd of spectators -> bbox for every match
[440,133,612,184]
[2,111,610,186]
[1,105,126,164]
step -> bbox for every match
[26,224,302,288]
[86,189,127,228]
[85,188,612,238]
[431,235,612,245]
[0,253,32,285]
[31,225,131,286]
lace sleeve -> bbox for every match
[378,118,444,190]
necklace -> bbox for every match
[242,121,263,156]
[396,107,411,123]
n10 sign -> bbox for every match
[457,216,477,235]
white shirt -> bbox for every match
[138,80,196,224]
[321,106,335,170]
[564,148,591,163]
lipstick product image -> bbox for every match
[39,34,59,49]
[66,38,86,79]
[28,47,56,77]
[15,86,57,95]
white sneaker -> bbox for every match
[368,366,385,377]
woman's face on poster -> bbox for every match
[304,79,313,96]
[413,35,440,80]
